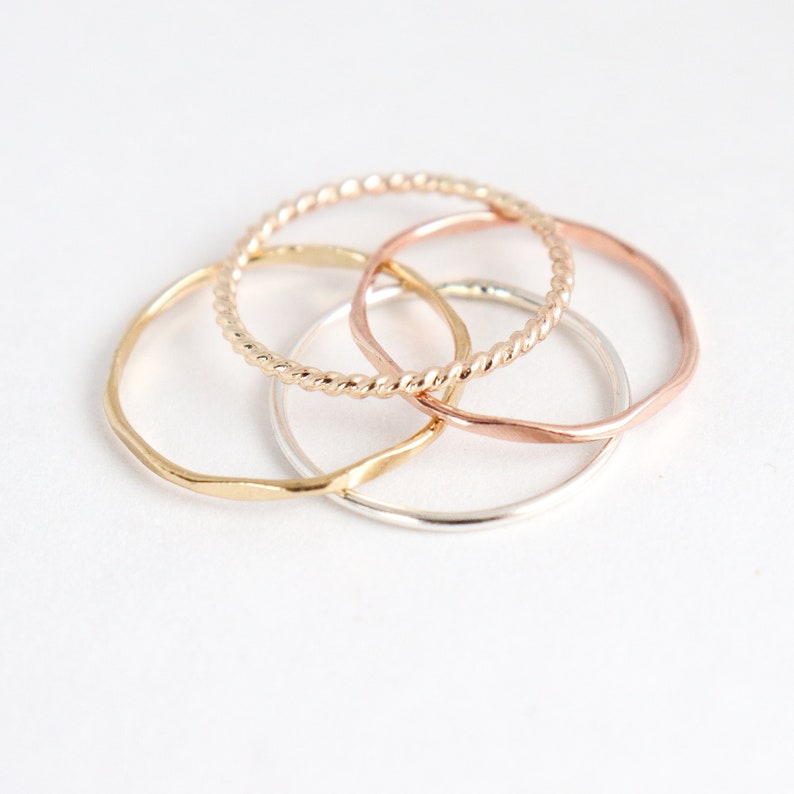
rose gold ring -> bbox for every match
[349,210,698,443]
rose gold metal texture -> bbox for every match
[349,211,698,444]
[104,246,470,500]
[212,173,574,398]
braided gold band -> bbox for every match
[212,173,574,398]
[104,246,470,500]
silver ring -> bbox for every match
[270,281,630,531]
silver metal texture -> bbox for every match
[270,280,631,531]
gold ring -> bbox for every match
[104,245,470,500]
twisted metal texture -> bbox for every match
[212,173,575,399]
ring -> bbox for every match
[349,211,698,443]
[212,172,575,398]
[271,280,631,530]
[104,245,470,500]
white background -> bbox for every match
[1,0,792,791]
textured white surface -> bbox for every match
[1,1,792,792]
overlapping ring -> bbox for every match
[104,173,698,529]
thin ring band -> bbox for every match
[350,211,698,444]
[104,245,470,500]
[271,281,630,531]
[212,172,575,398]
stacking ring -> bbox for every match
[104,172,699,528]
[271,279,630,529]
[349,211,698,443]
[213,173,575,398]
[104,245,470,499]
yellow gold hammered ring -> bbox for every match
[104,245,470,500]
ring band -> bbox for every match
[104,245,470,500]
[212,173,575,398]
[349,211,698,444]
[271,280,631,530]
